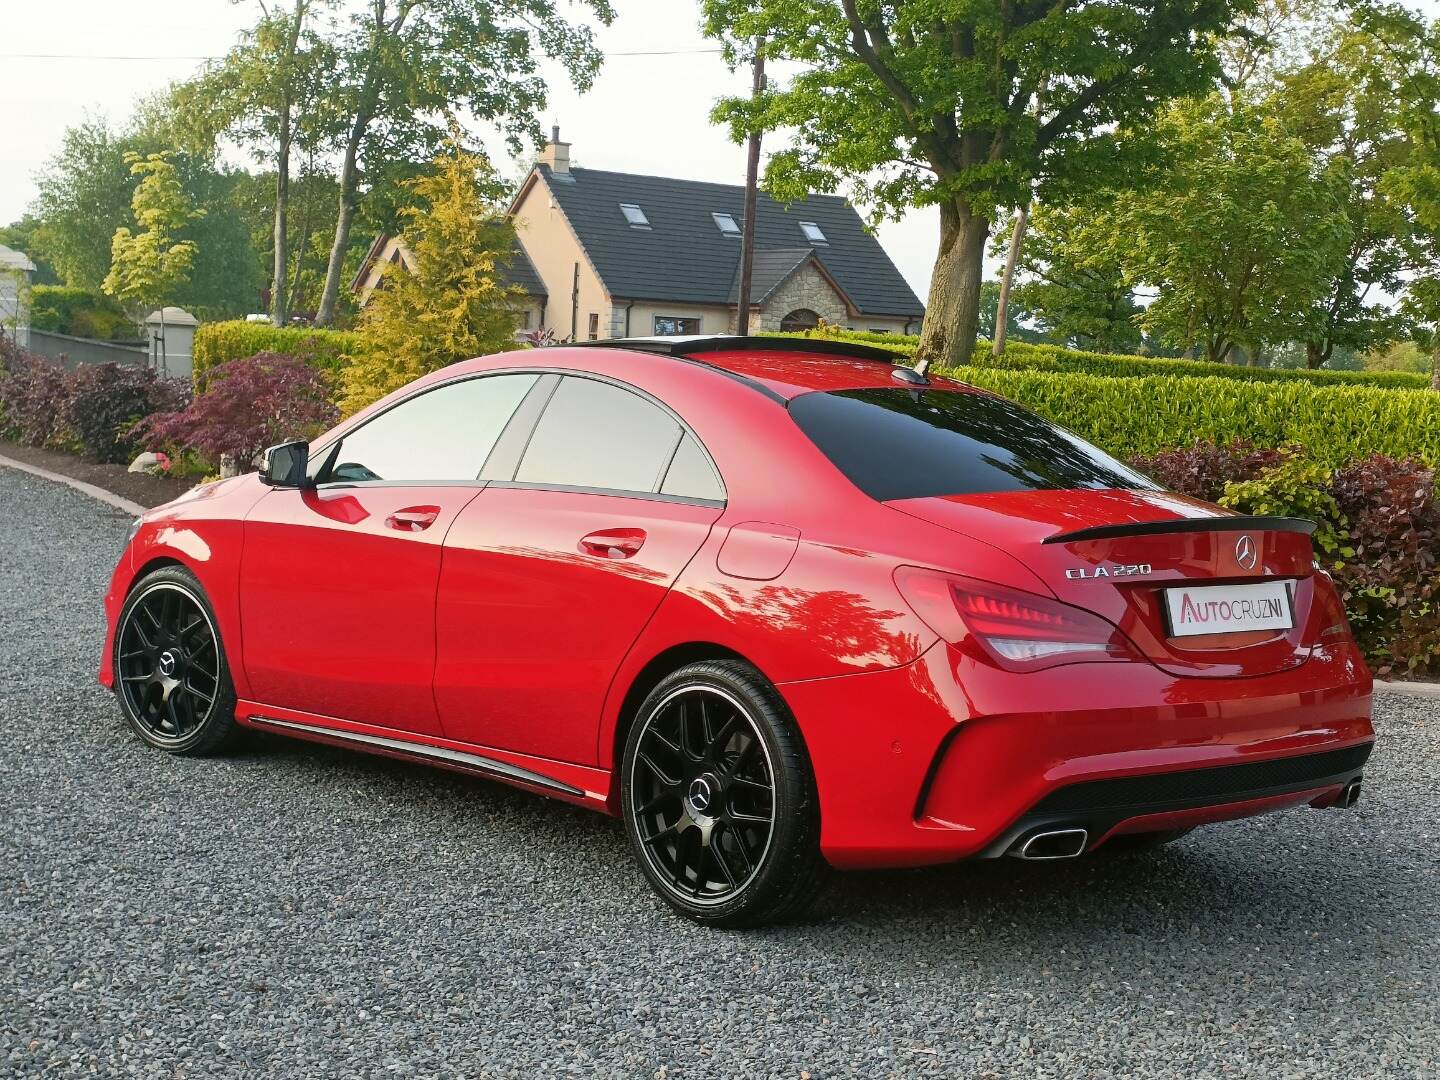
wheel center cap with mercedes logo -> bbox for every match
[1235,534,1258,571]
[687,776,715,815]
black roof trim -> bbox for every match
[568,335,907,364]
[1043,515,1318,545]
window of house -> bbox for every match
[620,203,651,229]
[799,221,828,244]
[587,313,600,340]
[712,212,740,237]
[779,308,820,333]
[318,374,539,484]
[515,377,682,494]
[654,316,701,336]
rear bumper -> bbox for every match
[778,640,1374,870]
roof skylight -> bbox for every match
[619,203,651,229]
[712,212,740,236]
[799,220,828,244]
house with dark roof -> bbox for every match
[351,232,548,333]
[354,129,924,341]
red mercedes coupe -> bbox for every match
[101,337,1374,926]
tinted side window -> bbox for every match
[515,377,682,494]
[660,434,724,501]
[327,373,538,483]
[789,387,1156,501]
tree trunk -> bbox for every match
[992,202,1029,357]
[1305,340,1330,369]
[270,4,306,327]
[272,124,291,326]
[314,114,368,327]
[915,199,990,375]
[287,170,315,316]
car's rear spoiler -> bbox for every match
[1042,515,1318,545]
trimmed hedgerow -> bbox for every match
[967,341,1431,390]
[765,328,1431,389]
[192,320,362,389]
[944,368,1440,470]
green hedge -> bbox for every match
[941,367,1440,470]
[974,341,1431,390]
[766,329,1432,390]
[193,320,362,389]
[29,286,142,342]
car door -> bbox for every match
[239,371,541,734]
[434,373,726,764]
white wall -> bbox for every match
[0,269,30,348]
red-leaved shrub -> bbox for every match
[1129,440,1289,502]
[133,352,338,468]
[65,362,190,463]
[1329,454,1440,676]
[0,340,75,448]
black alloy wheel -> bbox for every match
[621,660,826,927]
[114,566,238,755]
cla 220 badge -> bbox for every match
[1065,563,1153,580]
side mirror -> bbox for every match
[259,440,310,488]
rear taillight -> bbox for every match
[1311,571,1355,644]
[894,567,1138,672]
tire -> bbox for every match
[1098,827,1194,855]
[112,565,240,756]
[620,659,828,928]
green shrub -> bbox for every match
[1218,453,1352,564]
[944,368,1440,469]
[28,286,142,342]
[766,327,1431,389]
[193,320,363,389]
[970,340,1431,390]
[1132,441,1440,676]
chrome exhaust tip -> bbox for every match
[1339,779,1362,809]
[1011,827,1089,861]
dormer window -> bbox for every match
[799,221,828,244]
[619,203,650,229]
[712,212,740,237]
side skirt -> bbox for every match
[236,703,614,812]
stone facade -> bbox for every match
[756,263,850,331]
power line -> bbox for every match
[0,53,218,61]
[0,46,723,62]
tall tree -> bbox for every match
[1351,3,1440,389]
[313,0,614,326]
[103,154,203,373]
[29,119,137,291]
[1095,94,1351,363]
[103,155,203,311]
[702,0,1251,372]
[1272,32,1412,367]
[27,110,264,317]
[177,1,335,325]
[996,202,1144,354]
[341,139,523,412]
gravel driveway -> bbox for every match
[1,465,1436,1079]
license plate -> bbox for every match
[1162,580,1295,638]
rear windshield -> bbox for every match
[788,387,1156,501]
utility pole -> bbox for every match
[735,36,765,336]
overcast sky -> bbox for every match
[3,0,1437,302]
